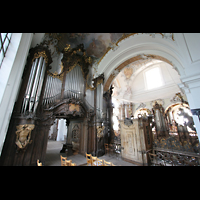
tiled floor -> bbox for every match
[45,140,137,166]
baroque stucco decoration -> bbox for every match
[104,54,178,92]
[124,67,133,79]
[170,92,188,104]
[151,99,164,107]
[93,33,175,78]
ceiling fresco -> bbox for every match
[42,33,126,63]
[41,33,174,65]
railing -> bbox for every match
[148,148,200,166]
[63,89,84,100]
[43,93,61,107]
[42,89,102,116]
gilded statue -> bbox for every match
[97,126,105,139]
[15,124,35,149]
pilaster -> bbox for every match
[179,74,200,139]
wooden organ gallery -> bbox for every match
[0,44,108,166]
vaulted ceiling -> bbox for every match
[112,59,182,103]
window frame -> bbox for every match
[0,33,12,67]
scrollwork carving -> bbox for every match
[32,51,48,64]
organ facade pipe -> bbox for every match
[29,57,44,112]
[33,60,46,113]
[21,58,39,114]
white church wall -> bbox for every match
[30,33,45,48]
[48,123,54,138]
[119,62,182,103]
[179,74,200,138]
[0,33,22,104]
[175,33,200,79]
[57,119,67,141]
[0,33,33,155]
[85,89,94,107]
[182,33,200,63]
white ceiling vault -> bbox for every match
[112,58,182,104]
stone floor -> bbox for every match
[45,140,137,166]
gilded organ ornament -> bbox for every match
[97,126,105,139]
[69,103,80,112]
[15,124,35,149]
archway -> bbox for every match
[103,54,181,92]
[110,57,184,143]
[95,34,186,92]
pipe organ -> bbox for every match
[96,83,103,118]
[152,101,169,139]
[42,75,62,107]
[21,56,46,114]
[64,65,85,100]
[42,65,85,108]
[0,44,108,166]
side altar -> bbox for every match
[119,116,153,165]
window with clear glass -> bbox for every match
[145,67,164,90]
[0,33,12,67]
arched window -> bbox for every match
[0,33,12,67]
[144,66,164,90]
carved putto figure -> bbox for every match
[15,124,35,149]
